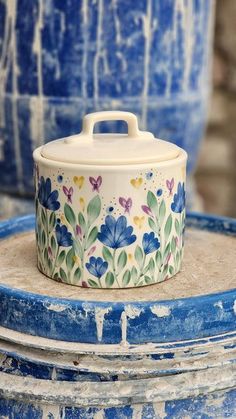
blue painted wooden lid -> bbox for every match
[0,213,235,345]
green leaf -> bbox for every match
[53,272,59,280]
[147,191,158,216]
[148,217,159,234]
[148,257,155,275]
[88,279,99,288]
[64,203,76,227]
[42,230,46,247]
[74,267,81,281]
[164,214,172,239]
[49,212,56,230]
[86,226,98,249]
[66,247,75,271]
[117,250,127,273]
[134,245,144,268]
[164,243,171,262]
[171,236,176,253]
[175,218,180,236]
[159,200,166,225]
[102,246,113,265]
[50,235,57,255]
[58,250,66,266]
[122,270,131,286]
[176,250,180,267]
[87,195,101,226]
[162,264,169,279]
[144,275,153,285]
[59,267,67,282]
[78,212,86,234]
[43,248,48,264]
[169,265,174,275]
[41,208,46,225]
[131,266,138,284]
[155,250,162,269]
[73,240,83,259]
[105,271,115,287]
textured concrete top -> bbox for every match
[0,228,235,302]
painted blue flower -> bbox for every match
[98,215,136,249]
[156,188,163,197]
[171,182,185,213]
[55,224,73,247]
[142,232,160,255]
[86,257,108,278]
[38,177,60,211]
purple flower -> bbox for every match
[55,224,73,247]
[86,257,108,278]
[76,225,82,238]
[38,177,60,211]
[142,232,160,255]
[141,205,153,217]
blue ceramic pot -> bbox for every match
[0,0,214,196]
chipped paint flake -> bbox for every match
[125,305,143,319]
[45,303,67,312]
[151,305,171,317]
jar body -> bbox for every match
[33,149,187,288]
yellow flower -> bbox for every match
[73,255,80,264]
[79,197,85,211]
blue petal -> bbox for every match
[114,216,127,243]
[105,215,116,236]
[97,232,116,248]
[118,234,136,248]
[117,225,133,246]
[99,261,108,276]
[85,262,98,277]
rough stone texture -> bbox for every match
[0,227,235,302]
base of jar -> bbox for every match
[37,258,181,289]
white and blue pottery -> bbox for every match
[33,111,187,288]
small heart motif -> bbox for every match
[133,216,145,229]
[130,178,143,188]
[73,176,84,189]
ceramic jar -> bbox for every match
[33,111,187,289]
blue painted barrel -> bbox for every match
[0,1,214,197]
[0,213,235,418]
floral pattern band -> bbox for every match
[35,166,185,288]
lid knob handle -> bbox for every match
[65,111,154,143]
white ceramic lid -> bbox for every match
[41,111,180,166]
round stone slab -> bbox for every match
[0,214,235,345]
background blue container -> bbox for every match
[0,0,214,198]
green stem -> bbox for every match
[136,254,147,285]
[52,246,60,277]
[97,276,102,288]
[112,248,120,288]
